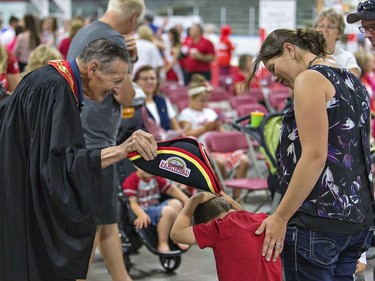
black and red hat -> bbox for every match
[127,137,222,194]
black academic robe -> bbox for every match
[0,65,102,281]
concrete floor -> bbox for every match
[86,191,375,281]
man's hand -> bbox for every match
[123,34,138,62]
[122,129,158,161]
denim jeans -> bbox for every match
[282,225,374,281]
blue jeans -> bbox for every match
[282,225,374,281]
[144,200,169,226]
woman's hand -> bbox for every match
[255,213,287,262]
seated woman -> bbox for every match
[133,65,183,140]
[178,74,250,201]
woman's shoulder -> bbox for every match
[295,65,333,89]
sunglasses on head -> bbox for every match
[358,0,375,11]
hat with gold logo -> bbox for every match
[127,137,222,193]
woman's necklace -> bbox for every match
[307,56,319,69]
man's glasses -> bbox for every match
[357,1,375,12]
[358,23,375,33]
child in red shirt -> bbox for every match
[171,192,282,281]
[122,166,189,253]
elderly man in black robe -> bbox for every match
[0,38,157,281]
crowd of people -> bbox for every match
[0,0,375,281]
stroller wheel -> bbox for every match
[123,253,131,272]
[159,255,181,272]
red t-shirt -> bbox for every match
[193,211,282,281]
[122,172,171,209]
[0,49,19,91]
[182,36,215,72]
[217,38,234,67]
[233,71,259,89]
[58,37,72,60]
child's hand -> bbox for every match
[134,213,151,229]
[204,121,219,132]
[355,260,367,274]
[219,191,243,210]
[191,192,216,204]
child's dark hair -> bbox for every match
[193,196,232,225]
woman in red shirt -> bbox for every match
[0,44,20,93]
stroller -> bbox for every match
[116,83,188,273]
[117,183,187,273]
[231,112,284,212]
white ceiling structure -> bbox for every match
[29,0,72,19]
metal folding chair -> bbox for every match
[204,131,271,212]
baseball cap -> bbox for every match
[347,1,375,23]
[127,137,222,194]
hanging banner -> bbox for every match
[259,0,296,36]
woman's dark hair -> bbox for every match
[132,64,156,82]
[132,64,160,94]
[168,27,181,47]
[23,14,40,49]
[244,28,329,90]
[193,196,232,225]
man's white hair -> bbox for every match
[107,0,145,20]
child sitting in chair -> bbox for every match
[122,166,189,253]
[170,191,282,281]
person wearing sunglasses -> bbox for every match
[347,0,375,49]
[314,8,361,77]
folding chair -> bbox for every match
[164,88,189,105]
[175,99,189,112]
[208,86,232,112]
[204,131,271,212]
[159,82,186,95]
[267,92,290,112]
[235,103,269,121]
[231,113,285,214]
[240,88,265,102]
[219,75,234,91]
[229,95,258,110]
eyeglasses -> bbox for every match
[139,77,157,82]
[315,24,339,30]
[357,1,375,12]
[358,23,375,33]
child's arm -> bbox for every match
[128,196,151,229]
[219,191,244,211]
[165,184,189,206]
[355,252,367,274]
[170,192,215,245]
